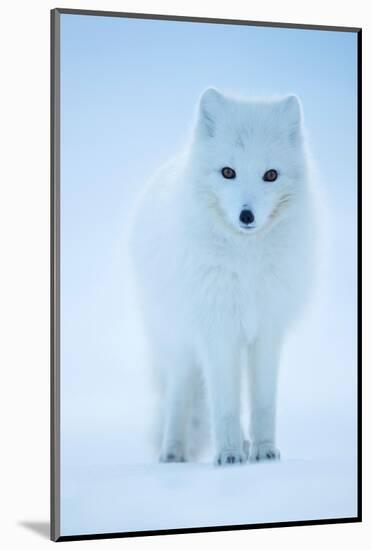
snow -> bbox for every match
[61,454,357,537]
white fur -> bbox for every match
[129,88,315,466]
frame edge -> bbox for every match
[51,7,61,543]
[356,26,362,523]
[53,7,361,33]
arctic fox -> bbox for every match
[129,88,315,466]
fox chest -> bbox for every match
[189,259,279,342]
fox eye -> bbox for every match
[263,169,278,182]
[221,167,236,179]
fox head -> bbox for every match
[188,88,309,236]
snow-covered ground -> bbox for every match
[61,452,356,536]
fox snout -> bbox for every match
[239,208,255,227]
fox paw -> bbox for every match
[215,448,247,466]
[159,442,186,463]
[249,442,280,462]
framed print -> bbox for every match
[51,8,361,542]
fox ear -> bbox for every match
[280,95,303,142]
[197,88,225,138]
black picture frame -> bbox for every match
[51,7,362,542]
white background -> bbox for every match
[0,0,368,548]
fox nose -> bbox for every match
[239,209,255,226]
